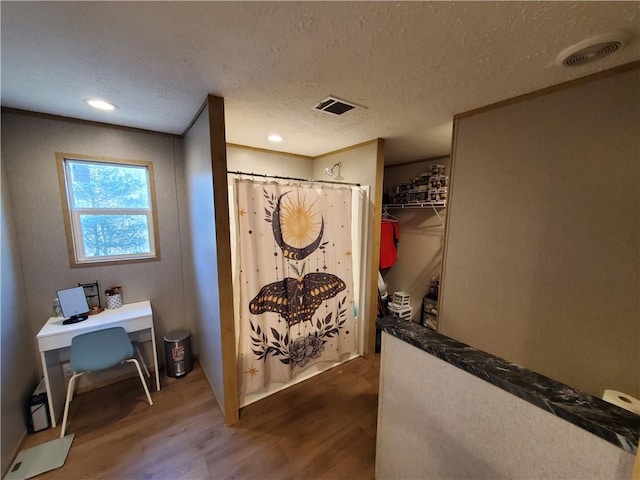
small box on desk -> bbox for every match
[27,378,50,433]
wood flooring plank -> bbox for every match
[283,422,374,479]
[207,437,291,479]
[17,355,379,479]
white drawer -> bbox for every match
[38,324,100,351]
[37,315,153,352]
[104,315,152,333]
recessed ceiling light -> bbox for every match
[268,134,283,142]
[84,98,118,111]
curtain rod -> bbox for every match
[227,170,360,187]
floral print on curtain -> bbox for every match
[235,179,356,395]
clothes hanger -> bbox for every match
[382,206,397,221]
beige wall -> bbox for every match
[376,333,635,479]
[382,158,451,323]
[312,141,380,188]
[1,110,192,379]
[227,145,313,178]
[440,69,640,397]
[184,105,227,413]
[1,166,39,475]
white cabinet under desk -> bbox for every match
[36,300,160,428]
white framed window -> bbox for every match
[56,153,160,267]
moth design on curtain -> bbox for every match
[236,180,356,395]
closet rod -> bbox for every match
[227,170,360,187]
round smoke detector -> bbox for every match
[556,31,631,67]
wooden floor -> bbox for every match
[22,355,380,479]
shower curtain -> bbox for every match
[234,178,356,396]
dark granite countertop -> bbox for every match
[377,316,639,454]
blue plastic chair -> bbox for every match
[131,340,151,378]
[60,327,153,438]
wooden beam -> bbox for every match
[366,138,385,355]
[207,95,240,425]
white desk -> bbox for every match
[37,301,160,427]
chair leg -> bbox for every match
[60,372,84,438]
[135,344,151,378]
[127,358,153,406]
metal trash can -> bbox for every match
[164,330,193,378]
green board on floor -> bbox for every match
[5,434,74,480]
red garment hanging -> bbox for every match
[380,218,400,268]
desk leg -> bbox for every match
[151,326,161,391]
[41,352,56,428]
[41,350,65,428]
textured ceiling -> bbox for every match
[2,2,639,165]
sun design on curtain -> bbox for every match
[236,181,355,395]
[276,191,324,258]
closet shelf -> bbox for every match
[384,201,446,209]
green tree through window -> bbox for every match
[58,154,159,266]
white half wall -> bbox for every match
[376,333,635,480]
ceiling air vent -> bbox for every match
[556,31,630,67]
[313,96,362,116]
